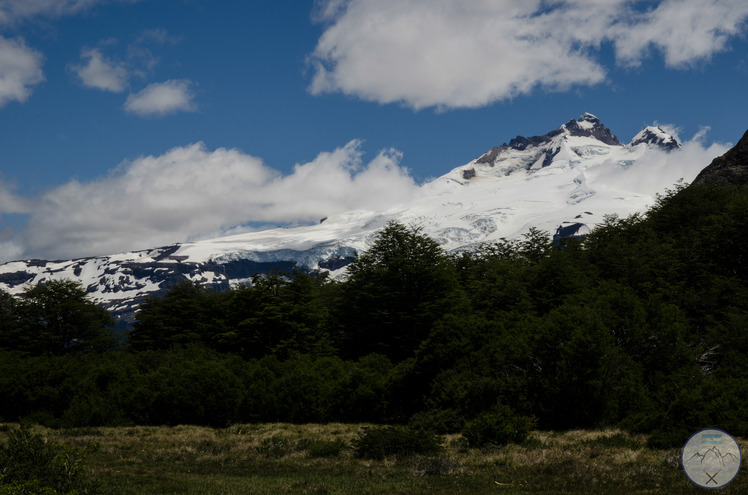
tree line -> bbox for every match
[2,182,748,447]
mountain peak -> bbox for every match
[630,126,681,151]
[692,129,748,186]
[505,113,620,151]
[475,113,620,165]
[559,113,621,146]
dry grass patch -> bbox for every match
[3,423,746,494]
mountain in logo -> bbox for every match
[686,446,740,466]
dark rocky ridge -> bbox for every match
[562,114,621,146]
[475,113,620,165]
[630,126,681,151]
[692,129,748,186]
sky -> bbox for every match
[0,0,747,262]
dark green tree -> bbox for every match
[217,270,333,358]
[0,290,23,350]
[339,221,465,361]
[128,280,225,351]
[16,279,115,354]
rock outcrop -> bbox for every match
[692,129,748,186]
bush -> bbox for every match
[0,424,97,494]
[353,426,442,460]
[255,434,294,458]
[296,438,346,458]
[646,427,691,450]
[0,479,61,495]
[461,404,531,448]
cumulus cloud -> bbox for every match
[20,141,420,260]
[309,0,748,109]
[612,0,748,68]
[0,179,29,215]
[588,127,731,195]
[71,48,128,92]
[69,30,185,96]
[124,79,197,117]
[0,36,44,106]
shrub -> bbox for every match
[296,438,346,458]
[255,434,294,458]
[0,424,97,494]
[353,426,442,460]
[461,404,531,448]
[0,479,61,494]
[646,427,691,450]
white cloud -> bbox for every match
[589,127,731,195]
[612,0,748,68]
[124,79,197,117]
[71,48,128,92]
[0,179,29,215]
[312,0,349,22]
[309,0,748,109]
[20,141,420,260]
[69,29,184,94]
[0,36,44,106]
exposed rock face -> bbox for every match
[563,113,621,146]
[506,129,565,151]
[552,222,590,244]
[630,126,681,151]
[475,113,620,165]
[692,129,748,186]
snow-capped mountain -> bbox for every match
[0,113,700,321]
[630,125,681,151]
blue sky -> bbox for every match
[0,0,747,261]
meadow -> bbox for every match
[3,423,745,494]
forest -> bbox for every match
[1,182,748,450]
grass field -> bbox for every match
[2,423,746,494]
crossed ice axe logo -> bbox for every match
[705,471,720,486]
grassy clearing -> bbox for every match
[2,423,746,494]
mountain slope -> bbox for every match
[692,129,748,185]
[0,114,702,321]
